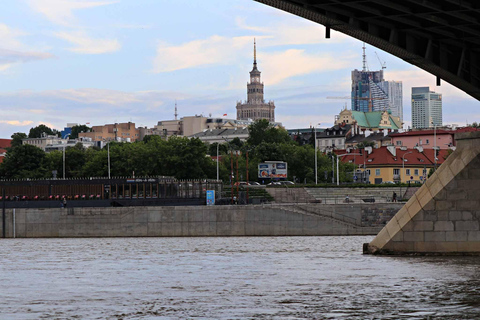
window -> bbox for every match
[375,169,380,176]
[419,139,422,145]
[396,141,402,146]
[393,169,400,175]
[426,139,429,144]
[414,169,419,176]
[406,169,411,175]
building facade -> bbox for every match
[316,124,352,152]
[335,108,402,133]
[339,146,449,184]
[411,87,443,129]
[78,122,140,142]
[236,40,275,122]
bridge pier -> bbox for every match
[364,131,480,255]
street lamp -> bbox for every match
[107,141,111,179]
[216,142,219,181]
[401,151,413,198]
[62,133,71,179]
[336,153,361,186]
[103,139,111,179]
[314,123,321,184]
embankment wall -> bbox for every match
[0,203,403,238]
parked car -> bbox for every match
[278,181,295,185]
[267,181,281,186]
[248,181,261,185]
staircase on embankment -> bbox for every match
[266,186,419,204]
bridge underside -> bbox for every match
[255,0,480,101]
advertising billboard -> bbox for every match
[258,162,287,179]
[206,190,215,206]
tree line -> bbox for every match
[0,121,354,183]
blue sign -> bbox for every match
[206,190,215,206]
[353,175,358,181]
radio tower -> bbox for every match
[174,100,178,120]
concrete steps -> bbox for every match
[266,188,316,203]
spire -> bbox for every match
[254,38,256,63]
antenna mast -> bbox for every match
[362,42,367,71]
[174,100,178,120]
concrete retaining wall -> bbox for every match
[0,203,402,238]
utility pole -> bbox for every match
[246,150,249,204]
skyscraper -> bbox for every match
[411,87,443,129]
[351,44,403,122]
[236,40,275,122]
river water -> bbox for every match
[1,236,480,319]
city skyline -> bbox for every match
[0,0,479,139]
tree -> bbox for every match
[69,125,91,139]
[247,119,291,146]
[28,124,56,138]
[10,132,27,148]
[0,144,46,179]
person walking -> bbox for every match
[63,197,67,208]
[392,192,397,202]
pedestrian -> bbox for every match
[63,197,67,208]
[392,192,397,202]
[345,194,350,203]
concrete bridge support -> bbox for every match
[364,131,480,255]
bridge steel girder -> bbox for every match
[255,0,480,101]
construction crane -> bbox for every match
[375,52,386,70]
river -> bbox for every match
[1,236,480,319]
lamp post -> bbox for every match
[216,142,219,181]
[107,141,111,179]
[314,123,321,184]
[336,153,361,186]
[62,133,71,179]
[63,145,66,179]
[401,151,413,198]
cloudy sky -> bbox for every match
[0,0,479,138]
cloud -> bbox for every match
[235,17,352,46]
[28,0,118,26]
[0,24,55,71]
[153,35,251,73]
[0,120,34,126]
[0,49,54,64]
[54,31,121,54]
[261,49,353,85]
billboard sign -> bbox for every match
[206,190,215,206]
[258,162,287,179]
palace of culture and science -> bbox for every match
[236,40,276,122]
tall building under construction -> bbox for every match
[351,44,403,123]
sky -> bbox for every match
[0,0,479,139]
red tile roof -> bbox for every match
[389,127,480,137]
[336,146,450,167]
[0,139,11,149]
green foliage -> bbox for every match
[356,141,375,149]
[0,144,46,179]
[10,132,27,148]
[28,124,58,138]
[247,119,291,145]
[69,125,91,139]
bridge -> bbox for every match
[256,0,480,254]
[255,0,480,100]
